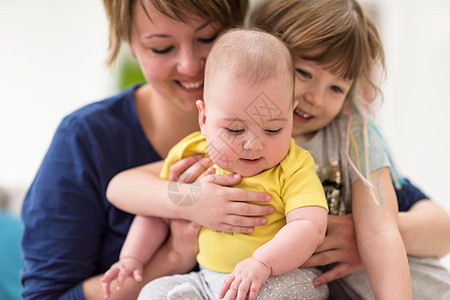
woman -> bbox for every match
[20,1,266,299]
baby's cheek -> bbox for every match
[206,140,237,171]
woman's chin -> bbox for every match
[182,99,200,113]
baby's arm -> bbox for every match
[219,205,327,300]
[352,167,411,299]
[101,215,169,299]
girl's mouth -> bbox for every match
[294,108,313,120]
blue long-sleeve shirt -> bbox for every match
[20,85,161,299]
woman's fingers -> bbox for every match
[206,174,271,203]
[227,200,273,216]
[175,173,273,232]
[303,244,361,267]
[168,155,211,182]
[312,262,364,287]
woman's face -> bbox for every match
[130,2,221,112]
[292,58,353,141]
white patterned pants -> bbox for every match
[138,266,328,300]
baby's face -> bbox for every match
[199,72,294,177]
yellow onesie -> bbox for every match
[160,131,328,273]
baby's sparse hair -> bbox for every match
[204,28,294,101]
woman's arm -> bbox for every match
[352,167,411,299]
[399,200,450,258]
[107,158,274,233]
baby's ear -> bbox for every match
[196,100,206,135]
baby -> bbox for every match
[104,28,329,300]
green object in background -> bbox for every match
[117,54,146,90]
[0,211,24,300]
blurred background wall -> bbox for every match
[0,0,449,268]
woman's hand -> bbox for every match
[168,156,274,234]
[301,214,364,287]
[165,218,201,272]
[167,155,214,182]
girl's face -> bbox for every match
[130,2,221,112]
[292,58,353,142]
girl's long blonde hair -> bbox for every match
[250,0,385,107]
[250,0,402,201]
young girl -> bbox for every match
[250,0,450,298]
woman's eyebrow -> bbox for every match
[145,22,211,39]
[145,33,170,39]
[195,22,210,32]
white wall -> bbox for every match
[0,0,115,196]
[1,0,449,267]
[369,0,450,269]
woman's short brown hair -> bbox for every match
[103,0,249,66]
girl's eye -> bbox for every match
[295,68,311,79]
[330,85,344,94]
[265,128,282,135]
[199,33,219,44]
[151,46,174,54]
[225,128,244,134]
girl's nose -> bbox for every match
[176,46,205,77]
[303,88,324,108]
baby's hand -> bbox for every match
[218,257,271,300]
[101,256,144,299]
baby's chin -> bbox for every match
[226,164,268,178]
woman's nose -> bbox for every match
[176,46,205,77]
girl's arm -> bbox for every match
[106,159,274,233]
[219,206,328,300]
[302,199,450,286]
[352,167,411,299]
